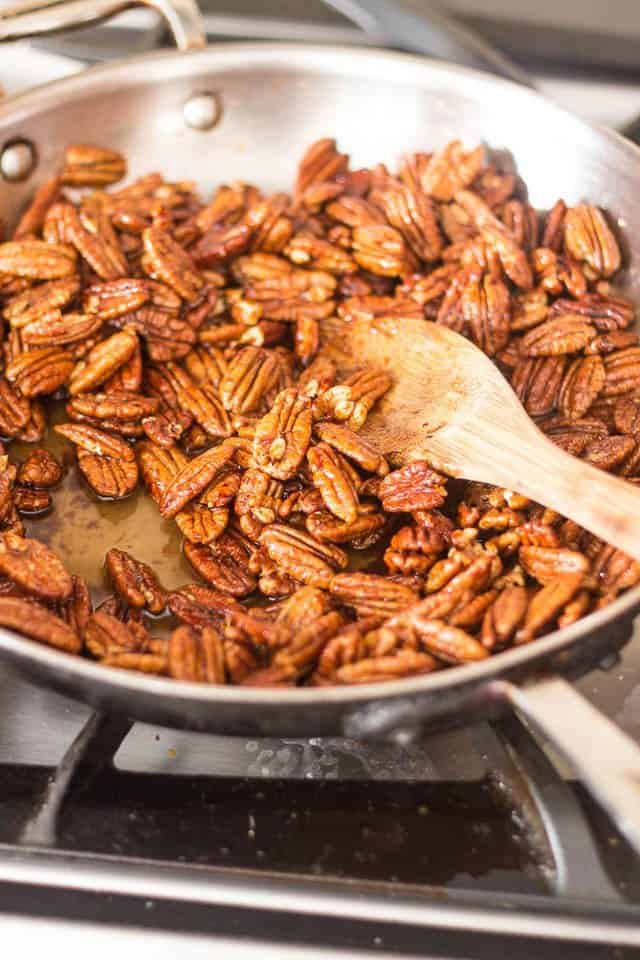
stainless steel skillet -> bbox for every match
[2,0,640,853]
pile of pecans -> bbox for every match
[0,137,638,687]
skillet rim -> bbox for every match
[0,41,638,708]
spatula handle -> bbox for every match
[449,416,640,561]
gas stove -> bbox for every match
[3,14,640,958]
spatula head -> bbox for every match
[320,314,524,471]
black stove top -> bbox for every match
[2,640,640,956]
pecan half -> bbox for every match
[6,346,74,397]
[62,144,126,186]
[558,355,605,420]
[68,329,138,395]
[159,442,234,518]
[252,388,312,480]
[143,225,204,301]
[330,572,418,621]
[0,532,72,600]
[0,240,76,279]
[379,462,447,512]
[260,524,347,588]
[0,596,81,653]
[168,625,226,683]
[564,205,621,277]
[17,448,62,488]
[106,548,167,613]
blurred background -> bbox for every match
[2,0,640,129]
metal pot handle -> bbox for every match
[500,675,640,856]
[0,0,206,51]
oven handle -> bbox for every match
[0,0,206,50]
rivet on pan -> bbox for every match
[0,139,36,182]
[183,92,221,132]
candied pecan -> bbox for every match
[175,501,228,544]
[184,345,227,391]
[4,276,79,328]
[314,421,388,475]
[260,524,347,589]
[168,584,242,628]
[550,292,634,332]
[58,203,127,279]
[371,182,443,262]
[0,596,80,653]
[14,177,62,239]
[83,277,150,320]
[295,138,349,203]
[142,224,204,300]
[351,224,411,277]
[517,574,583,643]
[62,144,126,186]
[0,378,31,437]
[105,340,143,393]
[455,190,533,289]
[21,311,103,348]
[558,355,605,419]
[138,441,187,503]
[334,649,438,684]
[56,422,138,498]
[14,487,51,515]
[460,258,511,356]
[106,548,167,613]
[316,369,392,430]
[511,288,548,332]
[0,532,72,600]
[68,390,158,426]
[219,346,282,414]
[592,544,640,595]
[84,610,146,659]
[68,329,138,395]
[481,585,528,649]
[585,330,639,355]
[142,411,191,447]
[520,545,589,584]
[161,362,231,438]
[273,610,344,675]
[159,442,234,518]
[17,447,62,487]
[252,388,312,480]
[307,442,359,524]
[614,397,640,435]
[511,356,565,417]
[55,422,135,460]
[330,572,418,620]
[401,614,488,664]
[101,651,167,674]
[168,625,226,683]
[602,348,640,398]
[306,507,385,545]
[410,142,484,202]
[0,240,76,279]
[77,450,138,499]
[379,462,446,513]
[285,231,357,275]
[583,434,635,471]
[564,204,621,277]
[520,316,596,357]
[6,346,74,397]
[183,536,257,597]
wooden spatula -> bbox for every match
[322,314,640,561]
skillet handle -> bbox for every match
[0,0,205,51]
[502,675,640,856]
[322,0,533,88]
